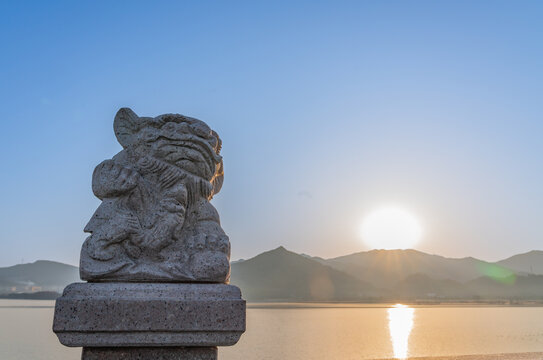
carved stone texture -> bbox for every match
[80,108,229,282]
[53,283,246,347]
[82,347,217,360]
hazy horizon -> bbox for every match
[1,1,543,266]
[2,245,543,268]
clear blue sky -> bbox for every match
[1,1,542,266]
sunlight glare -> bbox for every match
[388,304,415,359]
[361,206,422,250]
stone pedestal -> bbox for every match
[53,283,245,358]
[82,347,217,360]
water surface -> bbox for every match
[2,300,543,360]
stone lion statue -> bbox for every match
[80,108,230,283]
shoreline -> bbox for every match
[246,301,543,309]
[375,353,543,360]
[3,298,543,309]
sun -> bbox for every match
[360,206,422,250]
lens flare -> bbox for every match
[477,263,517,285]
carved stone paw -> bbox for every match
[85,235,120,261]
[189,250,230,282]
[92,160,139,199]
[186,232,229,254]
[185,231,230,282]
[85,212,141,261]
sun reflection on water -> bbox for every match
[387,304,415,359]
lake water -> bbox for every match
[2,300,543,359]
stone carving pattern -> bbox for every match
[80,108,230,282]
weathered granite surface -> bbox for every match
[54,283,245,347]
[81,108,229,283]
[82,347,217,360]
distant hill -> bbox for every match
[3,248,543,301]
[0,260,79,293]
[230,247,382,301]
[465,274,543,299]
[320,249,493,288]
[496,250,543,275]
[392,273,469,299]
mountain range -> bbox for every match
[0,260,79,293]
[2,248,543,302]
[231,247,543,301]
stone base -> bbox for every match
[53,283,245,347]
[82,347,217,360]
